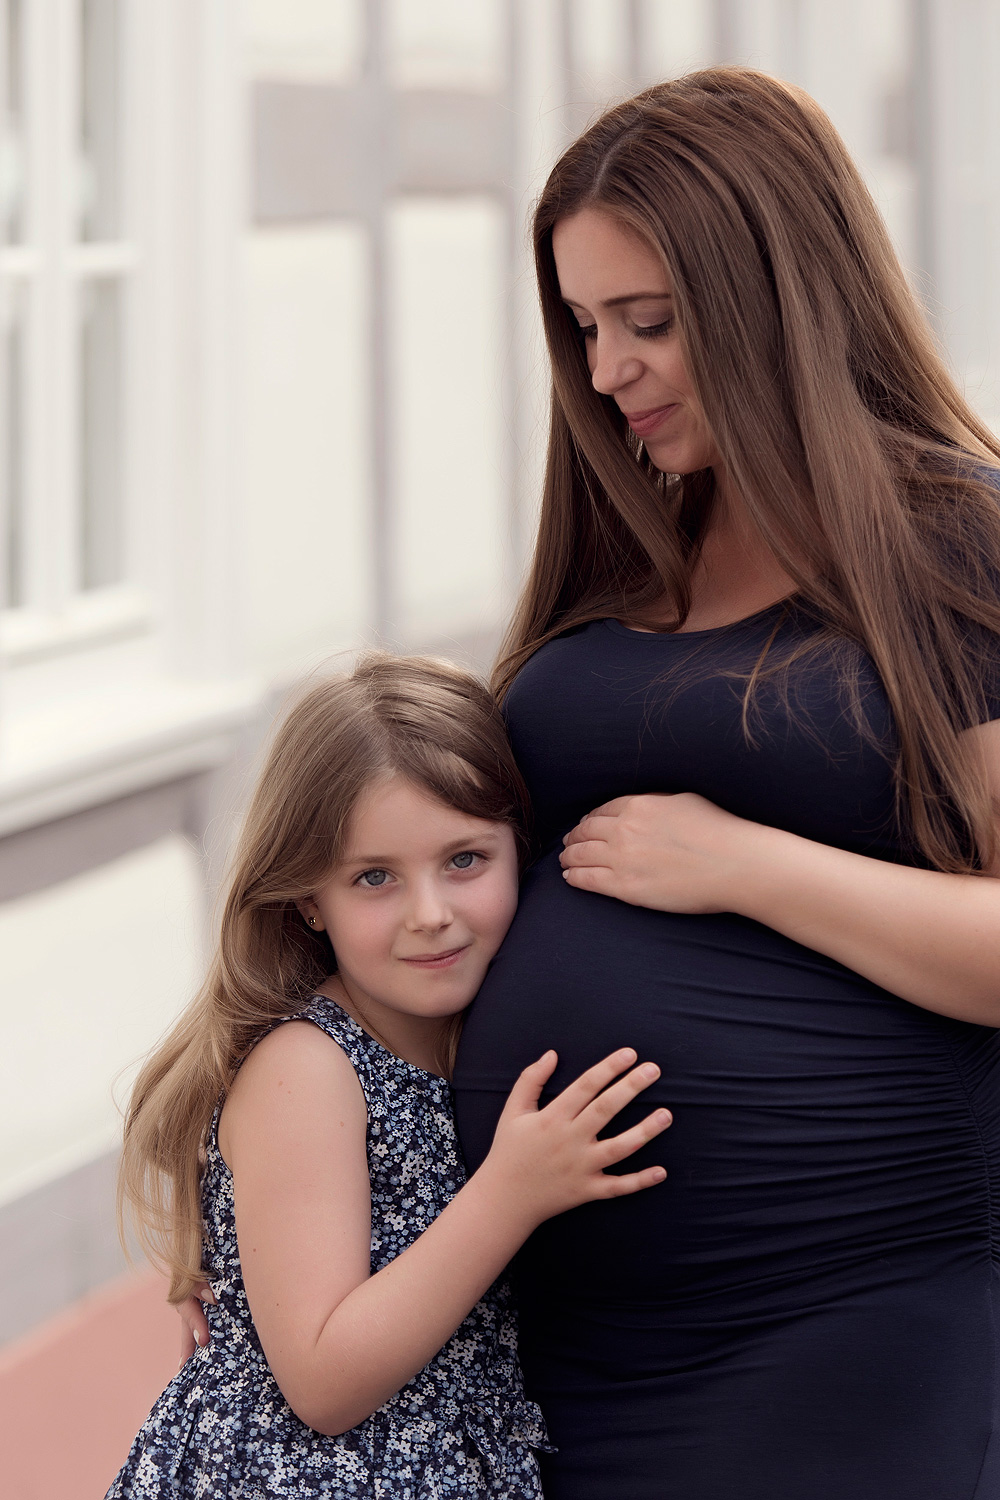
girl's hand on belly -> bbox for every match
[559,792,755,913]
[475,1048,672,1230]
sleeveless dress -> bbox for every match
[107,996,548,1499]
[452,603,1000,1500]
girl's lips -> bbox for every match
[399,946,469,969]
[623,403,678,438]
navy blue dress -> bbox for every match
[108,997,548,1499]
[453,603,1000,1500]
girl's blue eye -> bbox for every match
[451,851,478,870]
[359,869,389,887]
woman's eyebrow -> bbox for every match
[563,292,673,310]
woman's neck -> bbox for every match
[632,485,799,632]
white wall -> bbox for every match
[389,196,508,645]
[0,836,204,1207]
[243,224,373,677]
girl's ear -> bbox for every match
[295,899,325,933]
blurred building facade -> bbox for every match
[0,0,998,1484]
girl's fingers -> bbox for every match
[598,1164,667,1197]
[595,1108,673,1166]
[547,1048,639,1116]
[503,1050,559,1112]
[579,1063,663,1129]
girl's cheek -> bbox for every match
[327,901,395,969]
[481,878,519,944]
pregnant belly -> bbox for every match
[453,850,988,1302]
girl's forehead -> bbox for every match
[342,775,504,858]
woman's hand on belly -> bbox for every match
[559,792,752,915]
[560,789,1000,1026]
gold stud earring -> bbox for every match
[307,915,318,929]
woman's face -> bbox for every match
[551,207,720,476]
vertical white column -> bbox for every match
[32,0,78,612]
[913,0,1000,422]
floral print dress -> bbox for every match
[106,996,549,1499]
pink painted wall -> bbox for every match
[0,1269,178,1500]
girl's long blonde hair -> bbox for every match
[119,653,530,1302]
[496,66,1000,874]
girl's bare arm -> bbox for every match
[219,1020,670,1436]
[560,719,1000,1026]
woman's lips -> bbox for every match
[623,403,678,438]
[399,945,469,969]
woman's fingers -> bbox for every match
[179,1324,196,1368]
[547,1048,638,1115]
[562,813,619,848]
[595,1107,673,1166]
[562,864,616,895]
[559,838,613,868]
[176,1291,212,1366]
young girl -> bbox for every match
[107,653,671,1499]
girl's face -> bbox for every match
[301,774,519,1044]
[551,206,721,477]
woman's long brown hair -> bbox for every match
[119,654,530,1301]
[494,66,1000,875]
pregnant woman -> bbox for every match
[453,68,1000,1499]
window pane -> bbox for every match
[1,278,25,606]
[1,0,25,244]
[387,0,504,91]
[78,0,120,241]
[79,278,123,590]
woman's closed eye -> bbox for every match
[633,317,674,339]
[574,317,674,342]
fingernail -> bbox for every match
[641,1063,659,1079]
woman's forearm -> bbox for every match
[730,822,1000,1024]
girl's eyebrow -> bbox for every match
[342,830,504,866]
[562,291,673,310]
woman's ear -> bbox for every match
[294,899,325,933]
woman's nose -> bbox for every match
[588,333,643,397]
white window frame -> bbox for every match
[0,0,254,840]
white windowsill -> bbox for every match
[0,587,156,665]
[0,672,263,838]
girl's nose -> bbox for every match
[588,333,643,397]
[405,881,453,934]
